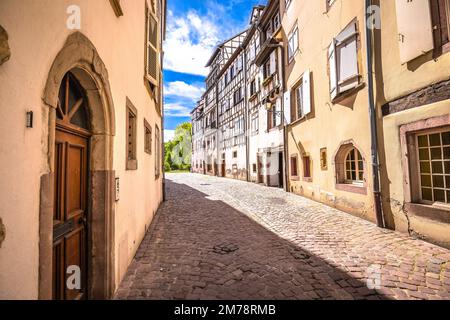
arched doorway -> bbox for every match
[40,32,116,300]
[53,72,91,300]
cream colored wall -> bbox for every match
[0,0,162,299]
[283,0,376,221]
[382,100,450,240]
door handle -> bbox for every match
[78,216,87,226]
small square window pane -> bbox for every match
[442,131,450,145]
[352,171,356,181]
[433,175,445,188]
[434,189,445,202]
[419,149,429,160]
[422,188,433,201]
[421,175,432,187]
[418,135,428,147]
[446,176,450,188]
[420,162,431,174]
[444,147,450,159]
[447,191,450,204]
[445,161,450,174]
[430,148,442,160]
[432,162,443,174]
[429,133,441,147]
[358,172,364,181]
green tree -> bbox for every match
[164,122,192,172]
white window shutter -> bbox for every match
[302,70,311,115]
[284,91,291,125]
[337,27,359,92]
[328,39,338,100]
[395,0,434,64]
[270,51,277,75]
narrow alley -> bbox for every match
[115,173,450,300]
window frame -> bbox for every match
[415,128,450,205]
[155,124,161,178]
[288,24,299,62]
[144,1,160,88]
[290,154,299,179]
[126,98,138,170]
[303,155,312,181]
[344,148,364,186]
[144,119,152,155]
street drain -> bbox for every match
[200,184,211,186]
[213,243,239,255]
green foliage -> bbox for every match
[164,122,192,172]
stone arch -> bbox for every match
[39,32,115,300]
[333,140,368,193]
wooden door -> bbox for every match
[53,73,90,300]
[257,156,264,183]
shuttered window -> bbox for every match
[290,70,311,122]
[328,20,360,101]
[145,2,159,86]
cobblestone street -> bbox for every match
[115,173,450,300]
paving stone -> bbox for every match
[114,173,450,300]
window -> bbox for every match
[417,130,450,204]
[155,125,161,177]
[234,87,243,105]
[251,113,259,134]
[263,59,271,79]
[288,25,299,61]
[290,155,298,177]
[145,2,159,87]
[303,156,312,179]
[345,148,364,184]
[320,148,328,170]
[293,81,303,120]
[253,164,257,173]
[126,98,138,170]
[289,70,311,122]
[328,20,360,101]
[250,79,257,96]
[144,119,152,155]
[233,151,238,158]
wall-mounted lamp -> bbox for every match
[26,111,33,128]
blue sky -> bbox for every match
[163,0,265,141]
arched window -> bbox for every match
[334,142,367,193]
[345,148,364,184]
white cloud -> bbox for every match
[163,10,222,76]
[164,81,204,101]
[164,103,193,118]
[164,130,175,142]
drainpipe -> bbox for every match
[365,0,385,228]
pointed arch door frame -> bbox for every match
[40,32,116,300]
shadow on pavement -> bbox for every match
[115,179,388,300]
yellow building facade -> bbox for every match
[282,0,450,248]
[282,0,378,222]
